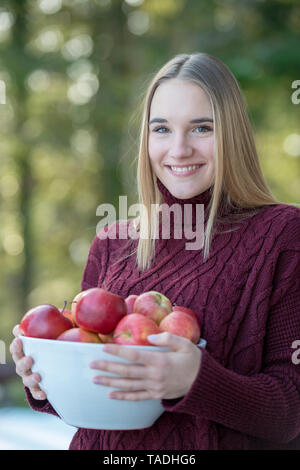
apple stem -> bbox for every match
[61,300,67,314]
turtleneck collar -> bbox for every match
[154,178,214,239]
[155,177,237,238]
[156,177,213,209]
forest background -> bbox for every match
[0,0,299,406]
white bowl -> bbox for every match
[20,335,206,430]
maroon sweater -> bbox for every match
[25,179,300,450]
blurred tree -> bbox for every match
[0,1,299,407]
[9,0,35,315]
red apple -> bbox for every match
[159,310,200,344]
[61,308,76,327]
[20,304,73,340]
[74,287,127,334]
[56,327,101,343]
[133,291,172,325]
[70,291,91,326]
[113,313,161,346]
[172,305,201,330]
[125,294,138,314]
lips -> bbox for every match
[165,163,206,168]
[166,164,205,177]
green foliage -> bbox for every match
[0,0,299,404]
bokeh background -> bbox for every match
[0,0,299,413]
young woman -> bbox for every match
[10,52,300,450]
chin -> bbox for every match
[173,191,196,200]
[167,184,206,200]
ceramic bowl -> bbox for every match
[20,335,206,430]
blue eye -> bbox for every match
[151,125,212,134]
[194,126,211,133]
[153,126,168,133]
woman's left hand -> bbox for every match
[89,332,202,401]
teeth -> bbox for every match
[170,165,202,173]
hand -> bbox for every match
[90,332,202,401]
[9,324,47,401]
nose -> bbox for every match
[169,133,192,159]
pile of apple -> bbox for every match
[19,288,201,346]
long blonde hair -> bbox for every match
[131,52,279,272]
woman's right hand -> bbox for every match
[9,325,47,401]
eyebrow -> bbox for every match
[148,117,214,125]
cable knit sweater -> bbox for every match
[25,178,300,450]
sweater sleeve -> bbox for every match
[24,229,109,415]
[161,214,300,444]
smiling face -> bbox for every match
[148,79,215,199]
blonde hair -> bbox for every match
[130,52,280,272]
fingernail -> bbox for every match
[94,378,103,384]
[90,362,97,369]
